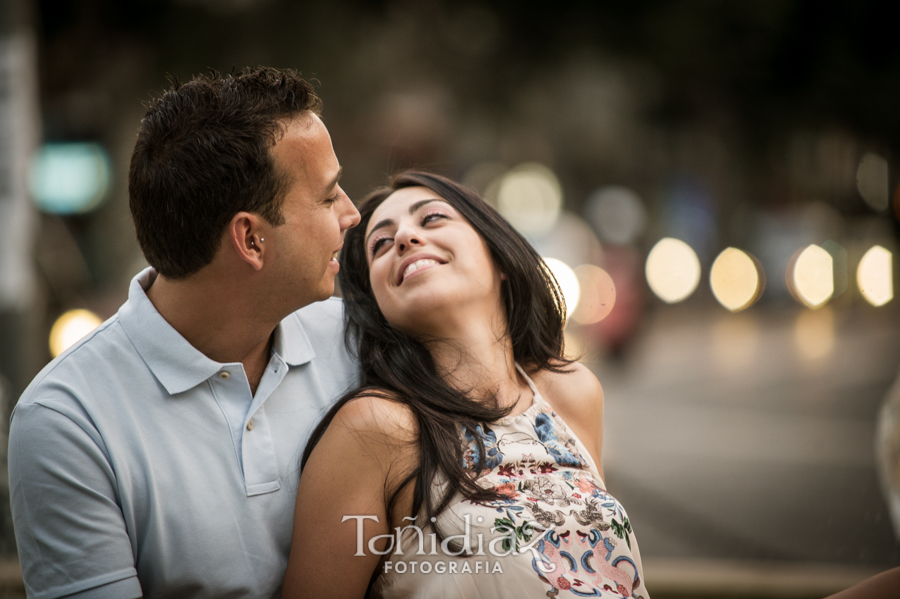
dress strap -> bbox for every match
[514,363,545,407]
[513,363,605,484]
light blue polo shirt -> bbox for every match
[8,268,358,598]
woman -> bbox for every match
[282,171,649,598]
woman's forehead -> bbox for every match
[366,186,454,233]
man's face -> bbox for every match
[266,114,360,308]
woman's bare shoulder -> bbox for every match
[331,391,419,447]
[530,361,604,417]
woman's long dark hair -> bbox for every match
[302,170,572,537]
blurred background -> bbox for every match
[2,0,900,596]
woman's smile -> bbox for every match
[397,255,445,285]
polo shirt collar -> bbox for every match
[273,311,316,366]
[118,268,316,395]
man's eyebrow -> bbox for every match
[324,167,343,196]
[365,198,445,247]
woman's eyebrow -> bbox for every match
[365,198,446,246]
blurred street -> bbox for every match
[595,304,900,595]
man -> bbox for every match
[8,67,360,597]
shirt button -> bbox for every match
[218,371,230,380]
[246,419,254,431]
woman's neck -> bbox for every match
[425,317,530,412]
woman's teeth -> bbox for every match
[404,259,439,279]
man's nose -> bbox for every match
[340,194,361,230]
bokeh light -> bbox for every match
[709,247,765,312]
[788,244,834,309]
[496,163,563,235]
[529,212,604,273]
[856,152,890,212]
[543,257,581,321]
[585,185,647,245]
[645,238,701,304]
[857,245,894,306]
[572,264,617,325]
[29,142,112,214]
[794,305,835,361]
[49,309,103,358]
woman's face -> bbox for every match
[364,186,504,336]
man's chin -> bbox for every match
[289,282,336,312]
[317,280,337,301]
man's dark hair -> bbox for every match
[128,66,322,279]
[303,170,572,554]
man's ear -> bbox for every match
[228,212,267,271]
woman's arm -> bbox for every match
[825,566,900,599]
[533,362,605,480]
[282,395,418,599]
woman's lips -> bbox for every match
[397,254,445,284]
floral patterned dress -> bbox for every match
[371,367,649,599]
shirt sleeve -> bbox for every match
[8,401,143,599]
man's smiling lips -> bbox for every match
[329,244,343,269]
[332,238,347,259]
[396,254,446,285]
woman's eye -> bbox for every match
[422,212,447,225]
[371,237,392,255]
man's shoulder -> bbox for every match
[285,296,345,340]
[16,312,138,414]
[282,297,358,385]
[292,295,345,320]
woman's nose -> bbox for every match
[395,226,422,253]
